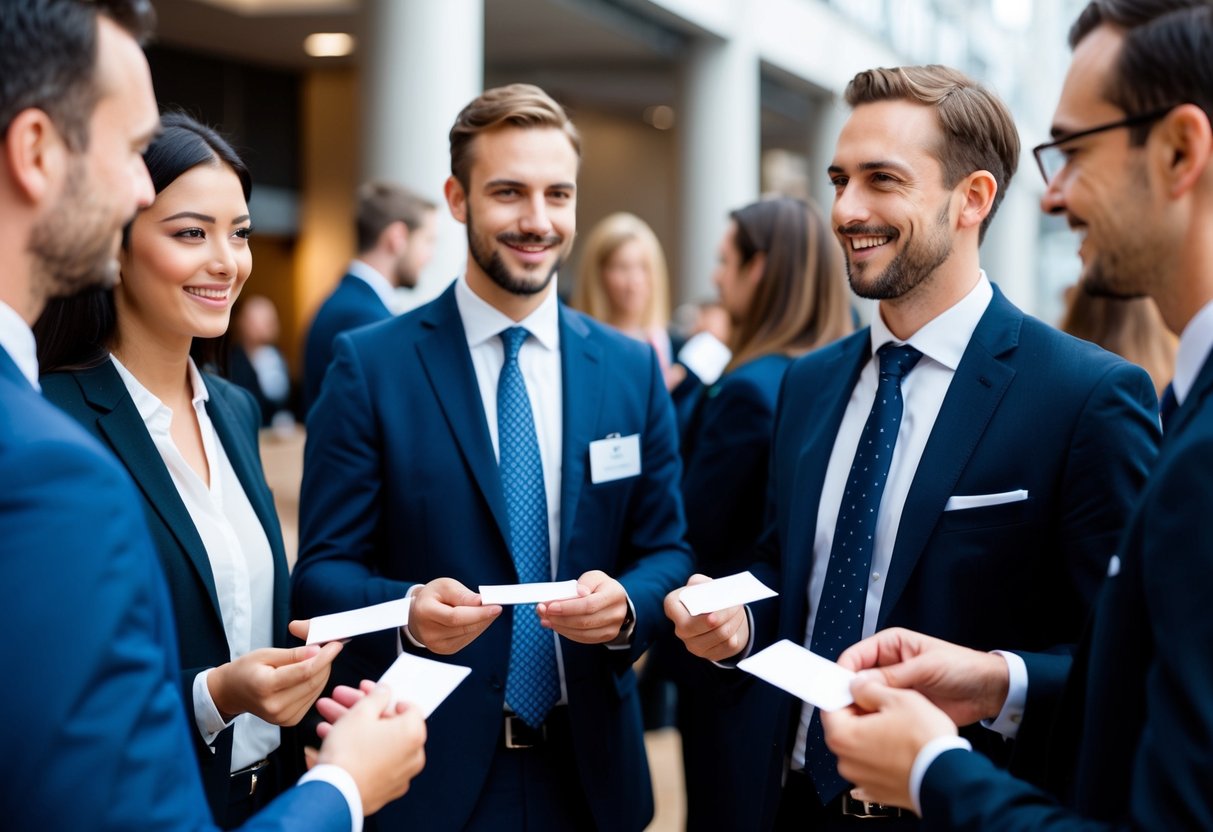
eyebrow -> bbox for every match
[160,211,251,224]
[827,160,914,178]
[483,178,576,192]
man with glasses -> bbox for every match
[823,2,1213,827]
[665,61,1160,830]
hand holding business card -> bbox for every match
[478,580,580,606]
[306,597,413,645]
[738,640,857,712]
[678,571,777,616]
[377,651,471,717]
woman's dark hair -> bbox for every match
[725,197,853,371]
[36,111,251,374]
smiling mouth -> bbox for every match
[184,286,231,300]
[850,235,892,250]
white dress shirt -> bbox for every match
[1172,297,1213,405]
[791,273,994,769]
[0,300,39,389]
[110,355,279,772]
[347,259,398,315]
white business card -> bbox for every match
[738,640,856,712]
[377,651,471,717]
[678,571,777,616]
[306,596,412,645]
[478,580,580,606]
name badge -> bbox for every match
[589,433,641,484]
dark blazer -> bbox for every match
[745,286,1160,826]
[292,284,693,832]
[302,273,392,412]
[676,353,794,831]
[0,347,347,830]
[919,350,1213,830]
[42,360,298,822]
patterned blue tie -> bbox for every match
[803,342,922,803]
[498,327,560,729]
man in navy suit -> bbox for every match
[302,181,437,412]
[293,84,693,831]
[0,1,425,828]
[666,64,1160,828]
[822,2,1213,828]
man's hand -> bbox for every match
[837,627,1009,726]
[315,683,427,815]
[208,620,342,724]
[408,578,501,654]
[662,574,749,662]
[537,570,628,644]
[821,676,958,812]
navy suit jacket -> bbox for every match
[745,287,1159,825]
[41,361,298,820]
[920,350,1213,830]
[292,284,693,831]
[0,348,347,830]
[303,273,392,412]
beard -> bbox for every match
[844,203,953,301]
[466,206,566,297]
[1077,166,1154,301]
[393,256,419,290]
[28,157,124,300]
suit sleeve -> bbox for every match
[0,430,351,831]
[614,349,695,661]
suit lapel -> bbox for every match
[205,378,289,638]
[415,287,512,548]
[556,307,603,578]
[79,362,224,624]
[877,287,1020,628]
[784,334,870,631]
[1166,351,1213,441]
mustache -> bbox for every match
[836,224,898,237]
[497,232,563,247]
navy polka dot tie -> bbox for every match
[803,342,922,803]
[498,327,560,729]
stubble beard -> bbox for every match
[466,207,564,297]
[845,203,953,301]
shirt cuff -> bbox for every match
[192,668,235,745]
[400,585,426,650]
[605,595,637,650]
[980,650,1027,739]
[711,606,755,668]
[299,764,363,832]
[909,735,972,817]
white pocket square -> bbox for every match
[944,489,1029,511]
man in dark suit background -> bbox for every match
[0,1,426,828]
[293,83,693,831]
[823,3,1213,828]
[302,181,437,412]
[666,64,1160,829]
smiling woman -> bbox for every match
[33,112,338,829]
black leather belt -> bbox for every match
[229,757,270,800]
[501,706,569,750]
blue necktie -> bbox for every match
[1159,382,1177,432]
[498,327,560,729]
[803,343,922,803]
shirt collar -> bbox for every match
[869,271,994,371]
[346,259,399,313]
[454,273,560,352]
[110,354,209,434]
[0,300,39,390]
[1172,297,1213,405]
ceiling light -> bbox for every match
[644,105,675,130]
[304,32,355,58]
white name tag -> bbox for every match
[589,433,641,484]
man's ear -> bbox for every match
[1156,103,1213,199]
[3,109,68,205]
[444,175,468,225]
[955,170,998,233]
[380,219,409,254]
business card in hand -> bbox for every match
[378,651,472,717]
[678,571,777,616]
[737,640,857,712]
[478,580,580,605]
[306,596,412,645]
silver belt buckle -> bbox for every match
[841,793,903,818]
[504,714,534,749]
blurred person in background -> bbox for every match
[230,294,295,428]
[35,113,344,828]
[1060,284,1177,397]
[571,211,678,379]
[302,180,437,412]
[674,196,852,831]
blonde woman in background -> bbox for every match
[572,212,675,373]
[1060,285,1177,398]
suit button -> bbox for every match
[489,675,503,692]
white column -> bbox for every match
[678,13,760,304]
[361,0,483,305]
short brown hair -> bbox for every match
[449,83,581,189]
[355,181,436,253]
[845,65,1020,243]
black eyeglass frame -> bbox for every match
[1032,106,1177,185]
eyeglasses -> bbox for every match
[1032,106,1176,185]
